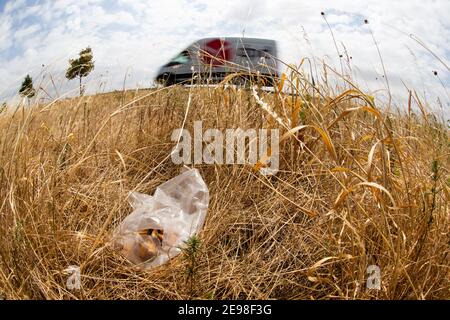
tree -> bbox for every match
[65,47,95,96]
[19,74,35,100]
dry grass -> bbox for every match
[0,64,448,300]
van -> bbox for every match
[155,37,279,86]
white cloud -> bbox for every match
[4,0,26,13]
[0,0,448,117]
[16,5,44,21]
[0,14,13,51]
[14,24,41,41]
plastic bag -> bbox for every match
[112,168,209,269]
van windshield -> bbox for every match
[164,50,190,67]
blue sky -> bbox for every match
[0,0,449,117]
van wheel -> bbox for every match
[262,76,278,88]
[157,73,174,86]
[233,74,253,87]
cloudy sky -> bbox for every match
[0,0,449,117]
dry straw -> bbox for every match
[0,59,448,300]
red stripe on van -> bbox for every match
[201,39,233,66]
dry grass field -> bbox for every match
[0,66,449,299]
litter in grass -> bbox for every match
[112,168,209,269]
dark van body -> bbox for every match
[155,37,279,86]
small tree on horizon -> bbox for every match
[65,47,95,96]
[19,74,35,101]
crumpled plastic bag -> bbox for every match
[112,168,209,269]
